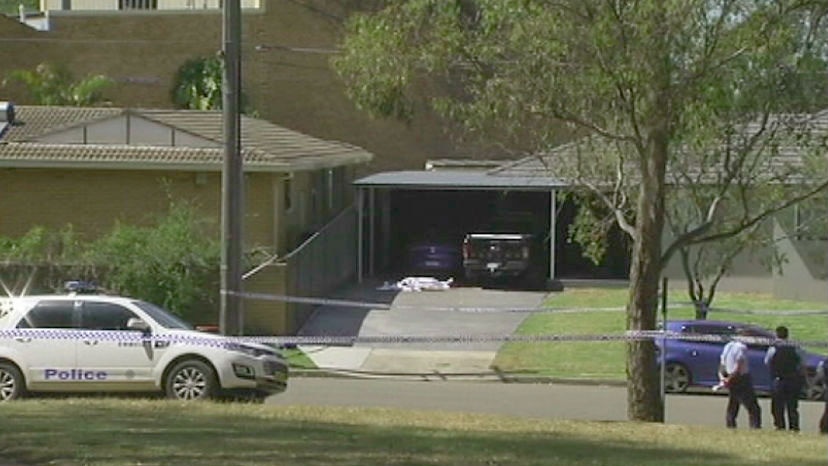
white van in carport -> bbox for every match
[0,291,288,402]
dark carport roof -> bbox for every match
[353,170,568,191]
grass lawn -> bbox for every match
[493,287,828,379]
[0,399,825,466]
[0,0,37,14]
[284,347,316,369]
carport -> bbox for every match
[353,170,569,283]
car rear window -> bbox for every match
[21,300,75,329]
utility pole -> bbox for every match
[220,0,243,336]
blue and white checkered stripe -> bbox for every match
[0,329,228,349]
[1,328,825,348]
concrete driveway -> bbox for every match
[296,280,550,375]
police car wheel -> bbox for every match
[0,362,25,402]
[165,360,218,401]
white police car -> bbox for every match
[0,283,288,402]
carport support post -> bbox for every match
[660,276,668,411]
[357,188,364,283]
[381,190,391,270]
[549,190,556,280]
[369,188,376,277]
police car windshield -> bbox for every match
[132,301,193,330]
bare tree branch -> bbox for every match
[691,178,828,247]
[569,141,637,237]
[659,110,777,267]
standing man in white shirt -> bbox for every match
[719,328,762,429]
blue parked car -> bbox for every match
[405,240,462,278]
[656,320,826,400]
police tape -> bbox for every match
[227,290,828,316]
[705,308,828,316]
[228,290,622,313]
[2,328,827,349]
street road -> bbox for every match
[268,377,828,434]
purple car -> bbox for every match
[656,320,826,400]
[405,241,462,278]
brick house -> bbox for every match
[0,104,373,333]
[2,0,501,174]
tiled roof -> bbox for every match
[490,112,828,185]
[0,143,288,171]
[0,106,373,171]
[140,109,372,165]
[2,106,121,142]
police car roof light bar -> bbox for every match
[64,281,99,295]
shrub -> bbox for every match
[89,201,221,323]
[0,202,221,324]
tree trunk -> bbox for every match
[626,127,668,423]
[694,300,709,320]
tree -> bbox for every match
[171,56,256,115]
[332,0,828,421]
[669,210,772,320]
[171,57,224,111]
[3,63,113,106]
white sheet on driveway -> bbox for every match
[377,277,454,292]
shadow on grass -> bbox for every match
[0,400,822,466]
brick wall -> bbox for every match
[0,167,278,248]
[1,0,493,172]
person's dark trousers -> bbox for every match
[771,377,801,431]
[726,373,762,429]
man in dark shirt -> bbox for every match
[764,326,805,432]
[818,359,828,434]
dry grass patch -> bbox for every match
[0,399,825,465]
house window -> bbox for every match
[793,201,828,241]
[327,169,334,211]
[283,177,293,212]
[119,0,157,9]
[310,171,326,220]
[331,167,347,208]
[310,173,321,220]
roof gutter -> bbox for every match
[0,159,291,172]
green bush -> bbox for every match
[0,202,221,324]
[0,225,86,264]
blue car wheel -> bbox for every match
[664,363,691,393]
[804,374,825,401]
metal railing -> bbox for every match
[279,206,358,325]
